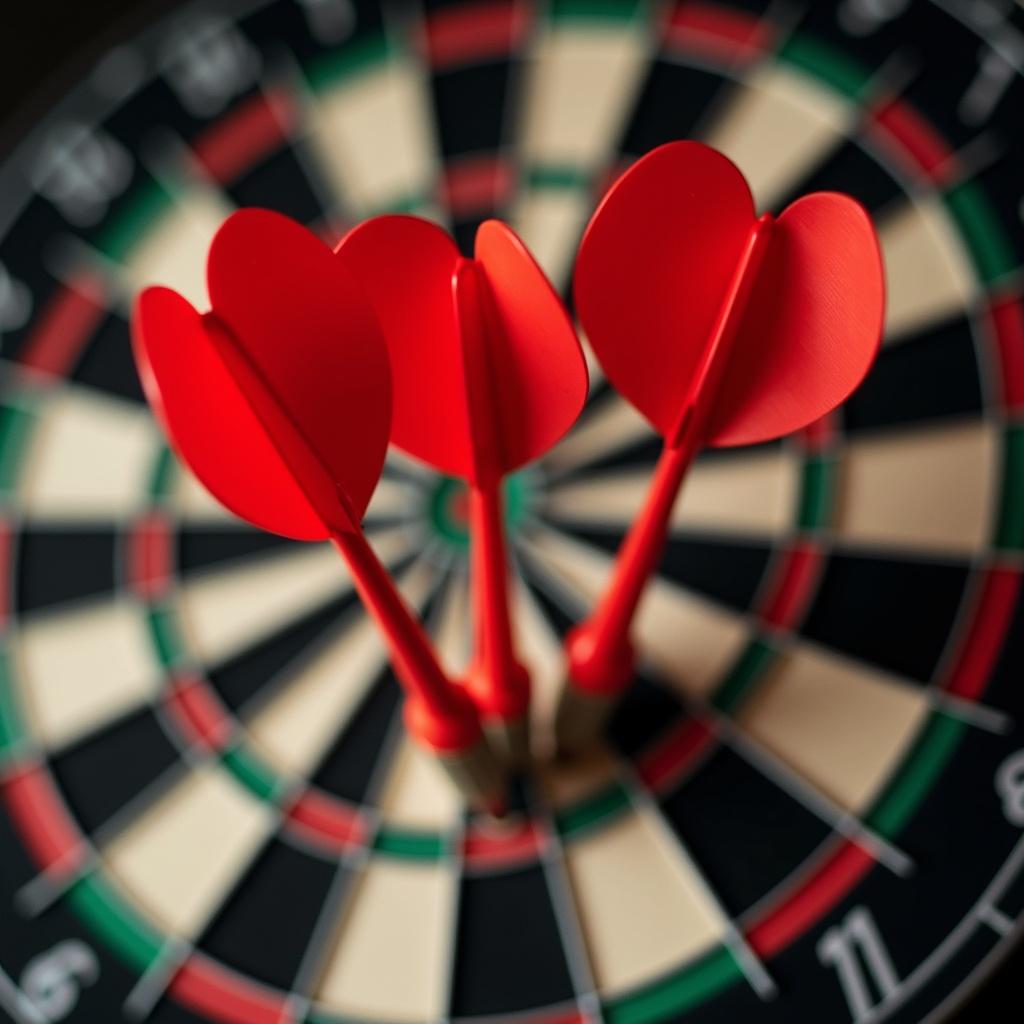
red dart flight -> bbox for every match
[559,140,885,753]
[131,208,505,812]
[338,216,588,762]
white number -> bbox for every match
[21,941,98,1022]
[959,44,1019,124]
[31,123,132,226]
[837,0,911,36]
[296,0,356,44]
[160,16,261,117]
[996,749,1024,825]
[818,907,899,1020]
[0,264,32,338]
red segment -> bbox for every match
[463,816,543,868]
[758,542,825,630]
[941,566,1022,701]
[746,840,873,957]
[191,89,294,184]
[636,717,715,791]
[441,155,516,219]
[421,0,529,69]
[663,2,773,65]
[18,275,106,378]
[125,512,172,600]
[285,788,368,852]
[169,954,292,1024]
[866,97,956,183]
[521,1012,588,1024]
[164,676,232,751]
[986,292,1024,413]
[2,764,84,871]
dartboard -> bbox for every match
[1,1,1023,1022]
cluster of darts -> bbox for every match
[132,142,885,816]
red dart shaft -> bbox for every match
[467,482,530,721]
[565,434,698,693]
[331,527,482,753]
[457,260,531,731]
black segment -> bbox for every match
[432,62,510,158]
[49,707,180,833]
[842,316,983,429]
[71,314,146,403]
[801,551,969,682]
[17,527,116,612]
[985,584,1024,716]
[620,60,726,157]
[199,837,341,990]
[450,864,575,1016]
[565,524,772,613]
[208,590,361,711]
[609,672,686,756]
[660,534,772,612]
[311,666,401,802]
[778,138,903,215]
[427,11,517,253]
[658,745,832,915]
[176,526,296,575]
[228,148,327,227]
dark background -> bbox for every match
[0,1,1019,1020]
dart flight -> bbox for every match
[560,140,886,752]
[132,208,505,812]
[338,216,588,762]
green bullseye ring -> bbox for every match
[426,473,532,549]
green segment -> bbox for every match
[0,646,25,755]
[526,165,592,192]
[426,474,530,550]
[604,946,743,1024]
[713,638,778,713]
[555,780,631,837]
[777,35,873,100]
[867,712,965,838]
[797,456,836,531]
[95,176,173,263]
[373,828,446,860]
[943,181,1018,285]
[364,191,430,217]
[147,605,186,668]
[548,0,645,21]
[148,446,175,500]
[0,401,37,495]
[221,746,287,802]
[996,426,1024,551]
[65,874,163,971]
[305,33,392,91]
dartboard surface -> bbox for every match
[1,1,1023,1022]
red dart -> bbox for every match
[131,208,505,812]
[338,216,588,762]
[559,141,885,753]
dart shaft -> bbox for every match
[330,528,481,751]
[466,482,530,720]
[566,436,697,694]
